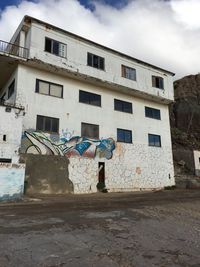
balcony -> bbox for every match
[0,40,29,59]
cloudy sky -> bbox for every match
[0,0,200,79]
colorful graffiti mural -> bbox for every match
[22,131,115,160]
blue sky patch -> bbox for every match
[0,0,129,11]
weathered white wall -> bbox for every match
[0,163,25,201]
[0,105,23,163]
[69,143,174,194]
[26,22,174,102]
[16,64,175,191]
[16,65,172,148]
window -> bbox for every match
[152,76,164,89]
[79,90,101,107]
[87,53,104,70]
[145,106,161,120]
[0,158,12,163]
[121,65,136,81]
[36,115,59,134]
[36,79,63,98]
[81,122,99,139]
[8,80,15,99]
[114,99,133,114]
[117,128,132,143]
[45,37,66,57]
[148,134,161,147]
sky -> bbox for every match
[0,0,200,79]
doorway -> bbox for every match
[97,162,107,192]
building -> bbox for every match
[0,16,175,194]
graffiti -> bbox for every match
[22,131,115,160]
[60,128,75,142]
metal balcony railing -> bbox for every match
[0,40,29,59]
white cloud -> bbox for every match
[0,0,200,79]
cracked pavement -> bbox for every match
[0,190,200,267]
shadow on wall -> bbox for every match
[20,154,74,195]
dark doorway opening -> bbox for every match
[97,162,107,192]
[98,162,105,183]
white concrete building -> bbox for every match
[0,16,175,194]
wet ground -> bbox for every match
[0,190,200,267]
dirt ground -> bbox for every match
[0,190,200,267]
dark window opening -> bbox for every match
[45,37,66,57]
[36,115,59,134]
[81,122,99,139]
[8,80,15,99]
[148,134,161,147]
[152,76,164,89]
[79,90,101,106]
[121,65,136,81]
[3,135,6,141]
[87,52,105,70]
[114,99,132,113]
[117,128,132,143]
[145,106,161,120]
[0,158,12,163]
[36,79,63,98]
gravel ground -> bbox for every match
[0,190,200,267]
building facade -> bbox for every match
[0,16,175,194]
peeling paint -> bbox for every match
[0,164,25,201]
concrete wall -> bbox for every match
[26,21,174,102]
[20,154,73,195]
[0,105,23,163]
[69,143,174,194]
[16,63,174,192]
[21,129,174,193]
[0,163,25,201]
[16,64,172,150]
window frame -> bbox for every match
[148,134,161,147]
[87,52,105,70]
[145,106,161,120]
[121,65,136,81]
[152,75,164,89]
[117,128,132,144]
[114,99,133,114]
[44,37,67,58]
[36,115,59,134]
[35,79,63,98]
[81,122,99,139]
[79,90,101,107]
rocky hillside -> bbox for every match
[170,74,200,150]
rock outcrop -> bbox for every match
[170,74,200,150]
